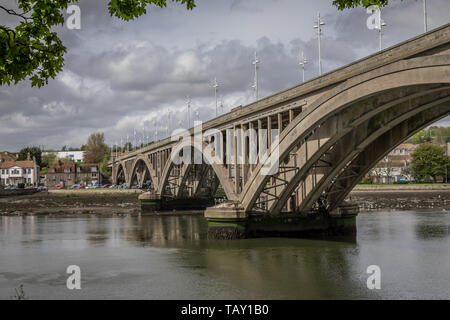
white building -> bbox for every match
[42,151,85,163]
[0,160,40,186]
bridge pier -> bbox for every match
[205,202,358,239]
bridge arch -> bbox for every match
[128,155,157,189]
[114,162,127,185]
[240,55,450,213]
[158,143,237,200]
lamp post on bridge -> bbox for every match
[252,51,259,101]
[366,6,387,52]
[423,0,428,33]
[299,50,308,83]
[378,11,387,51]
[313,12,325,76]
[213,78,219,117]
[187,96,191,128]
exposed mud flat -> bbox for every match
[0,192,140,216]
[1,188,449,216]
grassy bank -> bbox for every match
[353,184,450,191]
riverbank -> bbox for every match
[0,186,449,216]
[0,191,141,216]
[349,186,450,211]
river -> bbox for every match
[0,210,449,300]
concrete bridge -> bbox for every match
[109,24,450,229]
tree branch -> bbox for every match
[0,5,32,21]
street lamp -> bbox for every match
[299,50,308,83]
[423,0,428,33]
[313,12,325,75]
[252,51,259,101]
[212,78,219,117]
[187,96,191,128]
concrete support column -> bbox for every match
[278,113,283,134]
[234,125,239,194]
[242,123,249,187]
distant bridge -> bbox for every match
[109,24,450,217]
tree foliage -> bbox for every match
[411,143,450,182]
[41,152,57,170]
[100,151,112,179]
[410,126,450,145]
[108,0,195,21]
[17,146,42,167]
[0,1,70,87]
[1,0,195,87]
[84,132,109,164]
[332,0,388,10]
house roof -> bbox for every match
[0,160,36,169]
[48,162,76,173]
[395,143,415,150]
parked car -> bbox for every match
[37,186,48,191]
[70,184,81,189]
[102,184,111,188]
[55,184,65,189]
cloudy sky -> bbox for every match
[1,0,449,152]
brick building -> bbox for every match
[45,162,101,188]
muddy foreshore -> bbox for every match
[0,188,449,216]
[0,191,141,216]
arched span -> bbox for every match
[287,93,450,215]
[158,143,237,200]
[325,103,450,213]
[128,155,157,188]
[115,163,126,185]
[240,54,450,213]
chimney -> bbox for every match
[27,152,31,161]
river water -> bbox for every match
[0,210,449,300]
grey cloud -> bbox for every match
[0,0,449,151]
